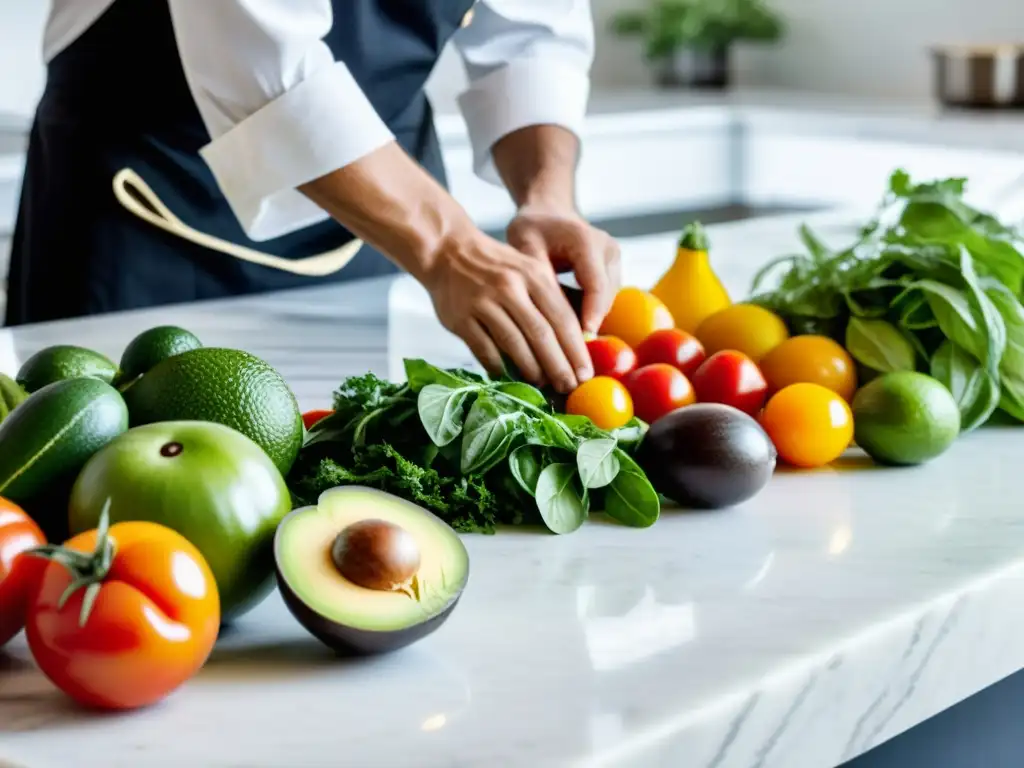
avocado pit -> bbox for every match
[331,518,421,594]
[273,486,470,655]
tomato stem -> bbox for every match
[25,499,117,628]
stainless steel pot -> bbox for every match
[932,44,1024,109]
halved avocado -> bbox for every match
[274,486,469,655]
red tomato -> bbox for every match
[634,328,707,378]
[565,376,634,430]
[0,498,46,647]
[302,409,334,430]
[586,336,637,380]
[26,510,220,710]
[624,363,696,424]
[691,350,768,416]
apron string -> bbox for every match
[111,167,365,277]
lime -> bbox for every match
[118,326,202,383]
[852,372,960,466]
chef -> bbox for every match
[7,1,619,393]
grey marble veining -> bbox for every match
[2,213,1024,768]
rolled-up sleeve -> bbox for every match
[451,1,595,185]
[167,1,395,241]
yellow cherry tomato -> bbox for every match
[759,335,858,402]
[598,288,675,349]
[759,383,853,468]
[565,376,634,431]
[695,303,789,362]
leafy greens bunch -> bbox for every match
[750,169,1024,432]
[287,359,660,535]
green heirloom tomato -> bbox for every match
[68,421,291,620]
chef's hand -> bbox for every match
[298,139,608,392]
[506,205,621,336]
[420,221,594,393]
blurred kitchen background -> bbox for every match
[3,0,1024,316]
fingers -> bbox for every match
[575,233,620,334]
[459,317,504,378]
[477,302,545,386]
[523,273,593,385]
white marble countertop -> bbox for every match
[3,211,1024,768]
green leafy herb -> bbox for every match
[288,359,661,535]
[535,463,588,535]
[751,168,1024,426]
[576,438,621,489]
[602,451,661,528]
[844,317,916,373]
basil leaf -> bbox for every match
[509,444,543,497]
[603,461,660,529]
[460,396,522,475]
[417,384,470,447]
[985,285,1024,422]
[915,280,987,361]
[962,230,1024,296]
[929,340,1000,432]
[610,418,648,453]
[404,359,475,391]
[576,438,621,489]
[845,317,916,373]
[495,381,550,410]
[535,463,587,535]
[958,246,1007,378]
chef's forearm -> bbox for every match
[491,125,580,214]
[298,141,470,282]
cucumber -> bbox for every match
[0,378,129,541]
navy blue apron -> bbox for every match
[4,0,475,326]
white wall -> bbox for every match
[3,0,1024,117]
[590,0,1024,98]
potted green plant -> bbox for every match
[611,0,785,89]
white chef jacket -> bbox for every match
[42,1,594,242]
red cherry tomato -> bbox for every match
[624,363,696,424]
[586,336,637,381]
[691,350,768,416]
[302,409,334,430]
[0,498,47,647]
[27,512,220,710]
[634,328,707,378]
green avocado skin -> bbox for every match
[16,345,119,394]
[0,378,128,542]
[68,421,292,621]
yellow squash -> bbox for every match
[651,221,732,334]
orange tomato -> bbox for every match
[0,498,46,647]
[565,376,634,431]
[759,335,857,402]
[759,383,854,468]
[26,511,220,710]
[598,288,675,349]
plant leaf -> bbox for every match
[929,340,1000,432]
[417,384,470,447]
[404,359,476,391]
[844,317,916,373]
[576,438,621,489]
[602,454,660,528]
[509,444,544,497]
[460,396,522,475]
[535,463,587,535]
